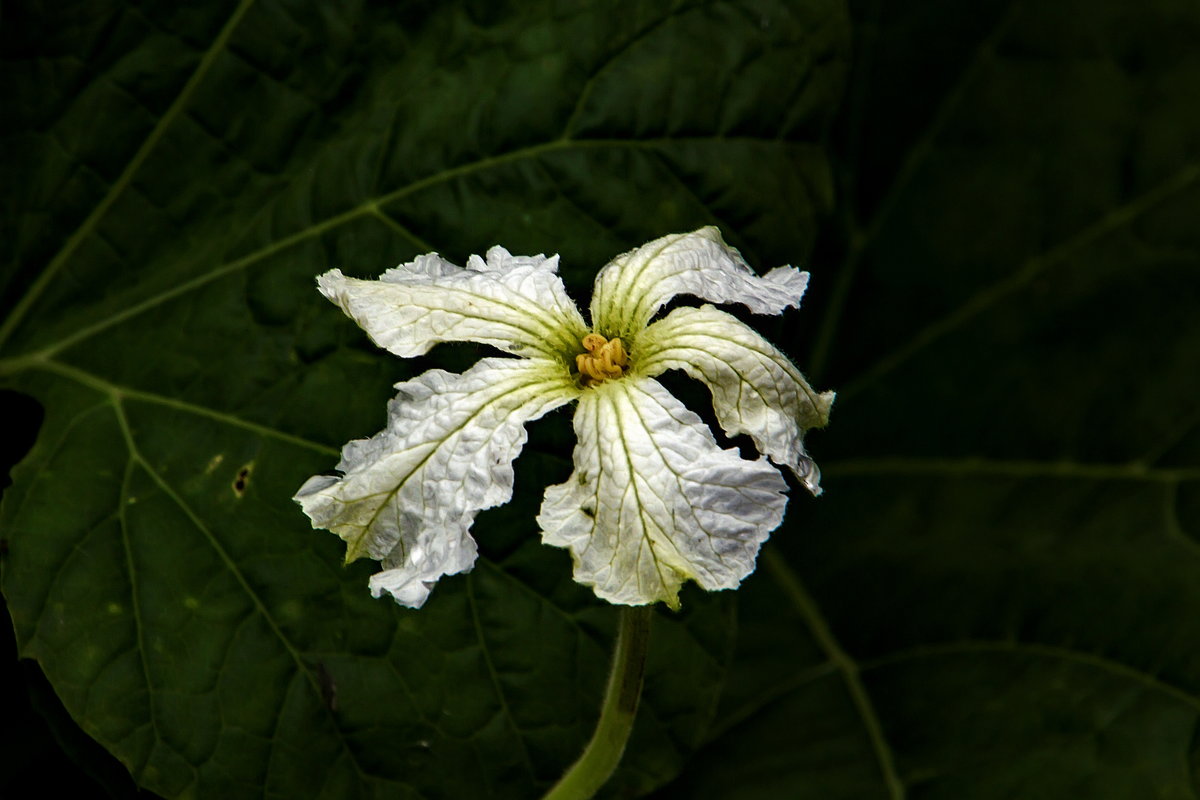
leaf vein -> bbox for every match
[763,549,905,799]
[0,0,258,351]
[841,161,1200,400]
[861,640,1200,714]
[115,407,374,785]
[465,572,538,781]
[26,136,816,359]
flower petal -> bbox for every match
[295,357,578,608]
[537,377,788,608]
[589,227,810,340]
[638,305,834,495]
[317,246,588,359]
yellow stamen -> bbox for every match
[576,334,628,384]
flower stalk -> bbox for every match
[542,606,654,800]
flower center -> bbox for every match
[576,333,628,385]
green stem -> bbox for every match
[542,606,654,800]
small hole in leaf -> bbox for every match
[581,505,595,518]
[232,462,254,498]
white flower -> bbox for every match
[295,228,833,609]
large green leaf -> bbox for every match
[9,0,1198,797]
[655,0,1200,797]
[0,1,848,798]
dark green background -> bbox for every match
[3,0,1199,797]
